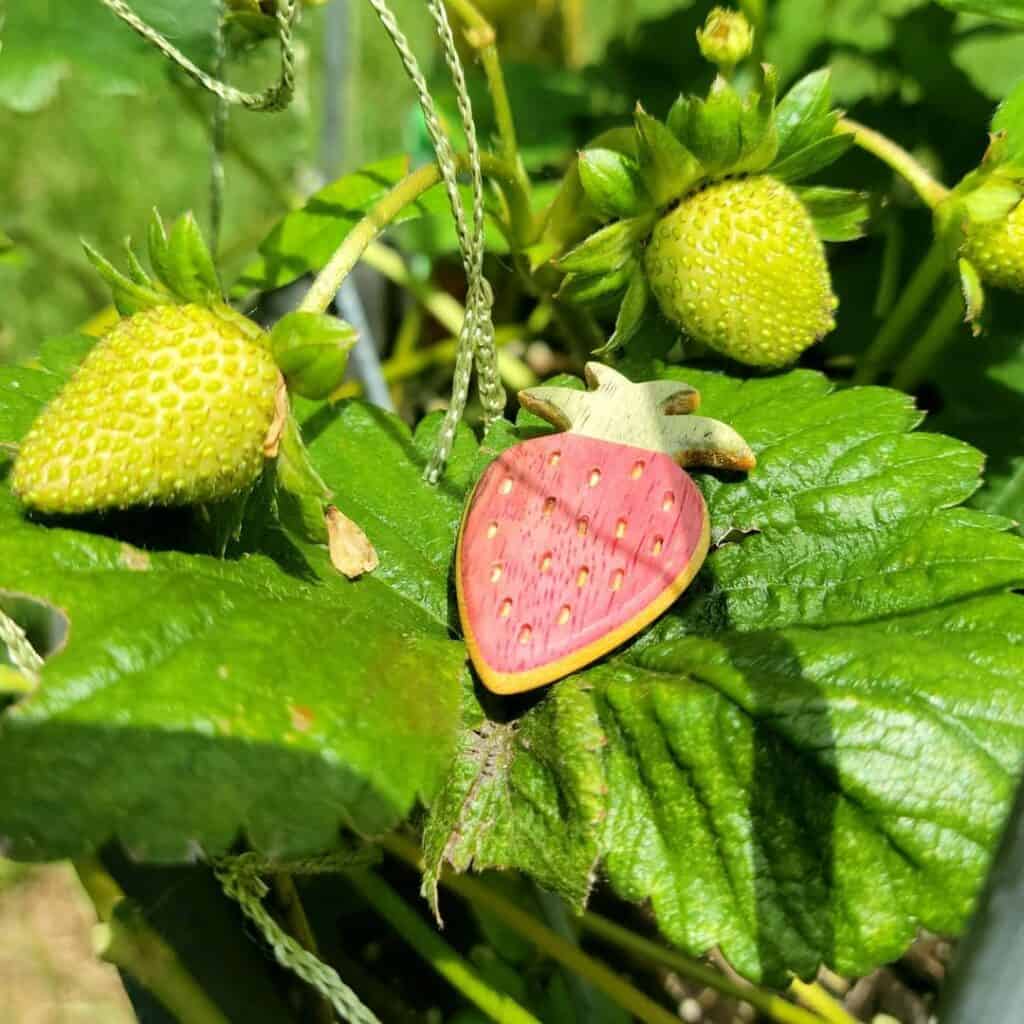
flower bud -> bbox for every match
[696,7,755,72]
[270,312,357,400]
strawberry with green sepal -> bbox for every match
[457,363,754,695]
[544,9,868,368]
[12,213,352,518]
[934,117,1024,330]
[14,302,280,514]
[646,176,836,368]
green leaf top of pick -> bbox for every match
[83,210,224,317]
[551,61,857,343]
[270,312,357,400]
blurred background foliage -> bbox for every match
[0,0,1022,516]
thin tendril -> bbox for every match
[97,0,298,112]
[216,851,381,1024]
[209,3,229,253]
[364,0,504,484]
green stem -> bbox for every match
[74,857,230,1024]
[838,118,950,210]
[299,153,524,316]
[299,162,442,315]
[331,324,523,400]
[353,867,543,1024]
[854,242,949,385]
[381,835,689,1024]
[789,978,860,1024]
[890,284,965,392]
[445,0,518,168]
[580,911,828,1024]
[361,241,465,334]
[444,0,536,246]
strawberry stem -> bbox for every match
[353,867,544,1024]
[890,283,965,392]
[581,911,840,1024]
[73,856,230,1024]
[837,118,950,210]
[382,833,830,1024]
[380,834,686,1024]
[299,154,526,318]
[854,241,949,386]
[444,0,536,246]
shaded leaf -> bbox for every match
[795,186,872,241]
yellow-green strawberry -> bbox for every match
[644,175,838,368]
[553,56,865,366]
[13,303,280,515]
[960,199,1024,293]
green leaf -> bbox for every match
[685,77,745,175]
[577,150,647,221]
[771,134,855,183]
[556,262,636,307]
[953,30,1024,99]
[634,108,703,207]
[233,157,450,295]
[0,336,469,860]
[795,186,872,241]
[161,213,222,304]
[82,242,167,316]
[554,217,653,275]
[425,366,1024,984]
[936,0,1024,25]
[773,69,845,172]
[993,76,1024,162]
[0,1,217,112]
[594,267,650,356]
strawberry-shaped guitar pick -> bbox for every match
[457,363,755,694]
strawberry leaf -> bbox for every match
[794,186,872,241]
[992,76,1024,162]
[423,365,1024,985]
[0,336,468,860]
[771,69,852,182]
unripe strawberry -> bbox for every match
[13,304,280,515]
[644,175,838,368]
[960,200,1024,293]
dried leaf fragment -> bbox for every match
[326,505,379,578]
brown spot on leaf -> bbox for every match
[118,544,151,571]
[289,705,315,733]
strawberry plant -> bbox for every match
[2,3,1024,1023]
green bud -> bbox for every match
[696,7,754,72]
[270,312,357,400]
